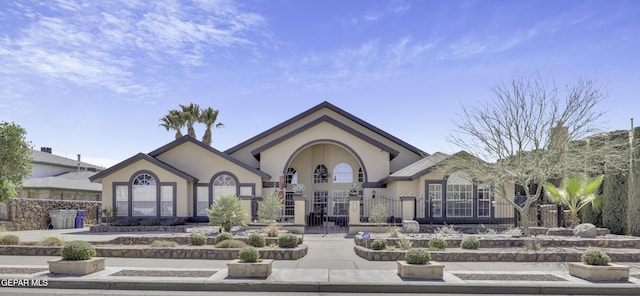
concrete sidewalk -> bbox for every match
[1,228,640,294]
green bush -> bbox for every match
[238,246,260,263]
[263,223,279,237]
[248,233,266,247]
[397,236,413,250]
[278,233,298,248]
[38,236,64,246]
[603,172,627,234]
[215,239,247,248]
[405,248,431,265]
[582,248,611,266]
[370,238,387,250]
[215,232,233,244]
[0,234,20,245]
[428,236,447,250]
[460,236,480,250]
[60,240,96,260]
[141,217,161,226]
[189,233,206,246]
[387,226,401,238]
[151,240,178,248]
[113,217,140,226]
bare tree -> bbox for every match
[450,73,626,236]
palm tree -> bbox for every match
[159,109,185,139]
[544,173,604,228]
[199,107,224,146]
[179,103,201,138]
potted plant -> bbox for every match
[568,248,629,281]
[349,183,360,196]
[48,240,105,275]
[292,183,305,195]
[227,246,273,279]
[397,248,444,280]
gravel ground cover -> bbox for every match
[109,270,216,278]
[453,273,566,281]
[0,267,47,274]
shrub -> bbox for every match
[278,233,298,248]
[248,233,266,247]
[0,234,20,245]
[428,237,447,250]
[141,217,161,226]
[207,195,247,232]
[435,225,460,235]
[215,239,247,248]
[263,223,280,238]
[397,235,413,250]
[60,240,96,260]
[460,236,480,250]
[215,232,233,244]
[189,233,206,246]
[151,240,178,248]
[582,248,611,266]
[238,246,260,263]
[405,248,431,265]
[370,238,387,250]
[162,218,186,226]
[387,226,401,238]
[113,217,140,226]
[257,188,283,222]
[38,236,64,246]
[369,203,388,224]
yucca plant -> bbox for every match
[544,174,604,228]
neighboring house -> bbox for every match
[89,101,514,225]
[19,148,104,201]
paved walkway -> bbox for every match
[1,228,640,294]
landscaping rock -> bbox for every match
[402,220,420,233]
[574,223,597,238]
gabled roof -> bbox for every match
[250,115,400,160]
[89,153,198,183]
[148,136,271,179]
[224,101,428,157]
[23,171,102,192]
[32,150,104,171]
[384,152,451,183]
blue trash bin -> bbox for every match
[75,210,86,228]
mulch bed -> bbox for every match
[0,267,48,274]
[453,273,566,281]
[109,269,216,278]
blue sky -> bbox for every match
[1,0,639,168]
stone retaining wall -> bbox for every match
[0,244,308,260]
[85,235,303,246]
[89,225,189,233]
[353,245,640,262]
[354,236,640,249]
[0,198,100,231]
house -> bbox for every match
[19,148,104,201]
[89,101,514,227]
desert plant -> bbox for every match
[263,222,280,237]
[544,174,604,228]
[397,235,413,250]
[405,248,431,265]
[207,195,247,232]
[428,236,447,250]
[38,236,64,246]
[369,202,388,224]
[435,225,460,235]
[151,240,178,248]
[385,245,396,251]
[278,233,298,248]
[582,247,611,266]
[387,226,401,238]
[502,227,523,236]
[215,232,234,244]
[257,188,283,222]
[248,233,266,247]
[524,237,542,251]
[238,246,260,263]
[189,233,206,246]
[349,183,360,193]
[476,224,498,235]
[370,238,387,250]
[292,183,306,193]
[0,234,20,245]
[60,240,95,260]
[460,236,480,249]
[215,239,247,248]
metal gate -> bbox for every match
[305,190,348,234]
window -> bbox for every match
[115,185,128,216]
[428,183,442,217]
[331,190,349,216]
[358,167,364,183]
[478,185,491,217]
[446,172,473,217]
[313,191,328,213]
[283,191,295,222]
[132,173,157,216]
[332,163,353,183]
[196,186,209,216]
[213,174,237,201]
[285,167,298,184]
[313,165,329,183]
[160,185,174,217]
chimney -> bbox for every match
[40,147,52,153]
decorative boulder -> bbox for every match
[574,223,597,238]
[402,220,420,233]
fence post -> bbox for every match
[556,204,563,227]
[293,194,306,225]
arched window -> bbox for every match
[285,167,298,184]
[313,164,328,183]
[212,174,237,201]
[446,171,473,217]
[332,162,353,183]
[132,173,157,216]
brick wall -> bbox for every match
[0,198,101,231]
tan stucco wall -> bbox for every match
[100,159,190,216]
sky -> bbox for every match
[1,0,639,168]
